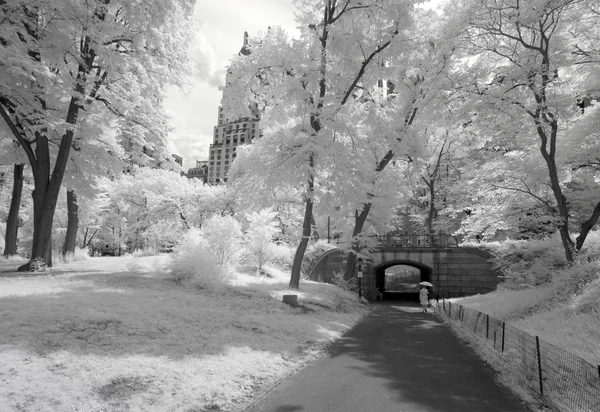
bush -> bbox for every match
[202,215,243,267]
[59,247,90,264]
[131,248,158,257]
[269,243,294,269]
[244,209,279,271]
[169,229,226,290]
[468,234,567,288]
[331,271,358,293]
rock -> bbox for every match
[282,294,299,307]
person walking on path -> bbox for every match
[419,285,429,312]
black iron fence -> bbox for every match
[375,233,459,248]
[436,301,600,412]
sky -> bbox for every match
[164,0,299,169]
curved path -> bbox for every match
[245,302,530,412]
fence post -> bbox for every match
[598,365,600,380]
[449,302,452,317]
[536,336,544,396]
[502,322,505,353]
[474,312,481,333]
[486,314,489,340]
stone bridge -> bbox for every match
[308,235,499,301]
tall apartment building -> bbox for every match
[207,32,261,185]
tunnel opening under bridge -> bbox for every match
[375,260,433,302]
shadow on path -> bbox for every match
[246,302,530,412]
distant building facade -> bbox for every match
[172,154,183,167]
[186,160,208,183]
[207,32,261,185]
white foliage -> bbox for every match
[244,209,279,272]
[98,168,234,252]
[201,214,243,268]
[169,229,224,289]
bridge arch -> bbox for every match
[308,245,500,301]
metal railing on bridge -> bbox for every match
[375,233,459,248]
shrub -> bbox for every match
[468,234,567,288]
[202,215,243,267]
[131,248,158,257]
[59,247,90,263]
[244,209,279,271]
[331,271,358,293]
[269,243,294,269]
[169,229,225,289]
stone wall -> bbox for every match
[309,247,500,301]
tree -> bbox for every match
[62,189,79,256]
[0,125,28,257]
[0,0,196,269]
[245,208,279,272]
[225,0,417,288]
[3,164,24,256]
[202,215,243,267]
[451,0,600,260]
[99,167,234,252]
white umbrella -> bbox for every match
[419,281,434,287]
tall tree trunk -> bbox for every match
[344,205,372,280]
[537,118,575,262]
[289,154,315,289]
[310,212,320,241]
[62,189,79,256]
[576,202,600,250]
[425,179,435,237]
[17,99,80,270]
[4,164,24,256]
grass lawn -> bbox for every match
[0,256,369,412]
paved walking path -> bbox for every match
[245,302,530,412]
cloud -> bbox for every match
[189,34,227,89]
[168,126,212,170]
